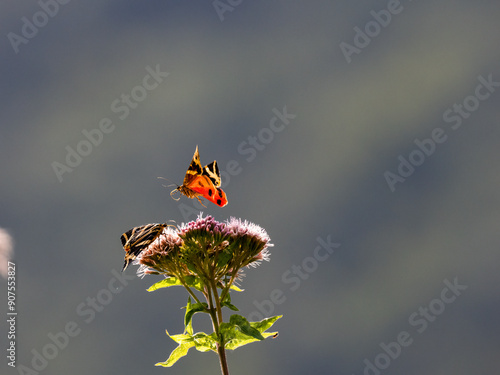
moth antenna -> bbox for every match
[158,221,177,239]
[158,176,178,189]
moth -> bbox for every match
[170,146,228,207]
[120,223,167,271]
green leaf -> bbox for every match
[147,277,183,291]
[185,319,193,336]
[230,284,243,292]
[184,298,194,335]
[249,315,282,333]
[183,275,205,292]
[192,332,218,352]
[155,341,194,367]
[221,300,239,311]
[224,329,279,350]
[185,300,209,327]
[222,315,282,351]
[221,292,239,311]
[230,315,265,340]
[147,276,205,292]
[156,329,195,367]
[167,331,192,345]
[156,328,218,367]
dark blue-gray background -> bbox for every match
[1,1,500,374]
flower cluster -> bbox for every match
[137,226,184,278]
[225,217,271,267]
[136,214,271,284]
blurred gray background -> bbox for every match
[1,1,500,374]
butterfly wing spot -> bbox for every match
[196,179,209,188]
[215,188,228,207]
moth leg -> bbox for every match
[170,189,181,201]
[196,196,207,208]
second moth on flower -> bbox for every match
[120,223,170,271]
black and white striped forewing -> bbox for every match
[121,223,166,271]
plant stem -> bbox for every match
[217,342,230,375]
[207,279,230,375]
